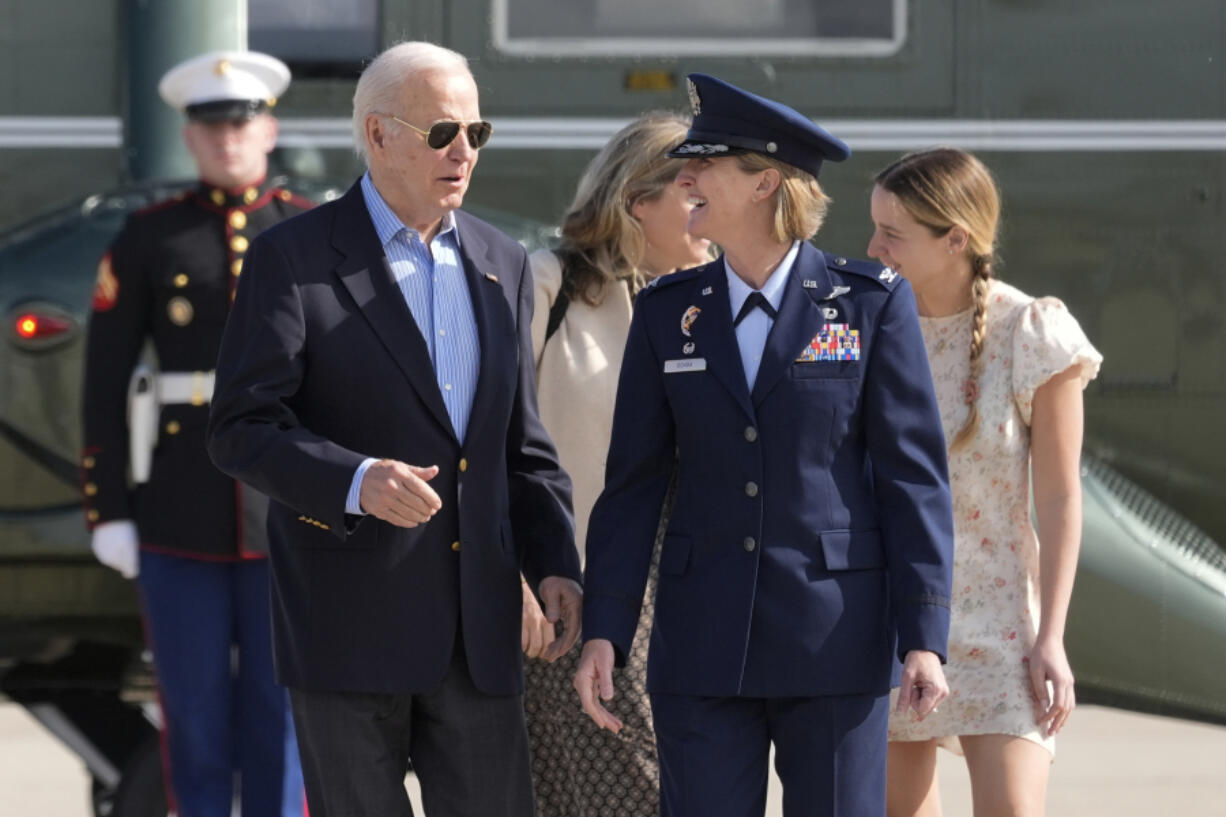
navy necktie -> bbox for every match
[734,291,778,327]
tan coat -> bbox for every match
[529,249,635,562]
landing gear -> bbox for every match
[1,642,167,817]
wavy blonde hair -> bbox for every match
[556,112,694,305]
[734,152,831,243]
[874,147,1002,451]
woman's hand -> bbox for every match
[1028,636,1075,737]
[521,578,557,660]
[573,639,623,733]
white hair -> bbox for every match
[351,41,471,165]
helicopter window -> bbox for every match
[493,0,903,57]
[249,0,379,76]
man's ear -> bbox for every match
[365,114,386,154]
[261,115,279,155]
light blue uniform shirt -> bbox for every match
[346,173,481,514]
[725,241,801,389]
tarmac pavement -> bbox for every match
[2,700,1223,816]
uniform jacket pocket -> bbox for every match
[791,360,860,380]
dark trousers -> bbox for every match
[289,639,534,817]
[139,551,304,817]
[650,691,889,817]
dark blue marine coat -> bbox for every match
[583,241,955,698]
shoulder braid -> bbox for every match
[950,254,992,451]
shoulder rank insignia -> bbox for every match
[681,305,701,337]
[92,253,119,312]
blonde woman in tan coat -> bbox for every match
[521,112,713,816]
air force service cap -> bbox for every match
[668,73,850,178]
[158,50,290,123]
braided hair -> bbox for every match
[874,147,1002,450]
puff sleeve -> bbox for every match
[1011,297,1103,426]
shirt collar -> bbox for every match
[360,171,460,248]
[725,240,801,315]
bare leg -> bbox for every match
[886,739,942,817]
[961,734,1051,817]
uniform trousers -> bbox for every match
[288,630,534,817]
[650,690,889,817]
[139,550,304,817]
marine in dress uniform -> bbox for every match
[576,75,956,817]
[81,51,312,817]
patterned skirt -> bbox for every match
[524,488,671,817]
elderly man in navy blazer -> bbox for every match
[207,41,582,817]
[574,74,955,817]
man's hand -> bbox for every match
[573,639,623,733]
[896,649,948,720]
[537,576,582,661]
[91,520,140,579]
[521,578,557,660]
[359,459,442,528]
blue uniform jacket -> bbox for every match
[583,241,954,698]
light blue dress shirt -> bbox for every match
[725,241,801,389]
[345,173,481,515]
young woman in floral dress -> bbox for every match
[868,148,1102,817]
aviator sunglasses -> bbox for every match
[384,114,494,150]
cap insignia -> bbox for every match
[214,59,232,76]
[687,78,701,115]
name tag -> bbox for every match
[664,358,707,374]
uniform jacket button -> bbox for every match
[743,536,756,552]
[745,481,758,497]
[459,458,468,472]
[451,540,461,552]
[744,426,758,442]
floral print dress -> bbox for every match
[888,279,1102,756]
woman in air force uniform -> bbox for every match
[574,74,956,817]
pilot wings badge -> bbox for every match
[681,305,701,337]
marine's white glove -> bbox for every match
[91,520,140,579]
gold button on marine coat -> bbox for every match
[230,235,249,253]
[745,481,759,497]
[87,509,100,522]
[84,483,98,496]
[228,210,247,229]
[459,458,468,472]
[83,456,96,468]
[210,189,225,206]
[232,259,243,277]
[165,420,181,435]
[243,187,258,204]
[743,536,756,552]
[451,540,461,552]
[173,273,189,288]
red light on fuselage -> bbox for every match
[13,312,72,340]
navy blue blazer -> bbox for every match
[583,242,954,698]
[207,180,580,695]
